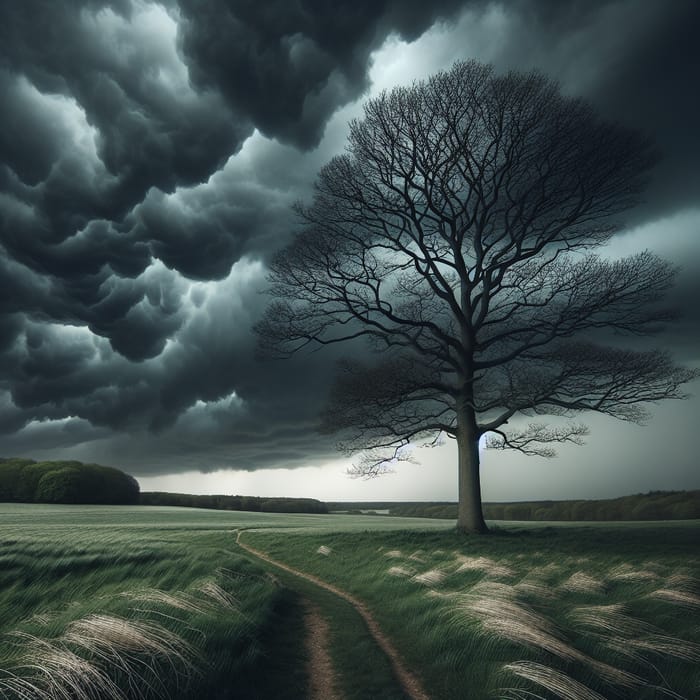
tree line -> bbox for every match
[0,458,329,514]
[140,491,328,513]
[0,458,140,504]
[329,491,700,521]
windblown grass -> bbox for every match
[650,588,700,607]
[453,581,582,661]
[2,615,197,700]
[454,555,514,579]
[247,522,700,700]
[559,571,606,595]
[412,569,447,587]
[0,505,295,699]
[501,661,606,700]
[2,637,126,700]
[3,505,698,699]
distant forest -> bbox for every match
[2,457,696,520]
[329,491,700,521]
[0,458,139,504]
[140,491,328,514]
[0,458,327,513]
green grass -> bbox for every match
[246,522,700,700]
[3,504,698,700]
[0,504,448,699]
[263,567,411,700]
[0,504,313,699]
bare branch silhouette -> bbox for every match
[256,60,698,533]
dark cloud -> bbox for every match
[0,2,246,211]
[584,2,700,221]
[0,0,468,364]
[177,0,467,148]
[466,0,700,222]
[0,0,698,487]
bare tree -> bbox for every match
[256,61,698,533]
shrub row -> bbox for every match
[0,458,140,504]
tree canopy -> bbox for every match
[0,458,140,505]
[256,61,698,533]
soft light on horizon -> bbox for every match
[135,390,700,502]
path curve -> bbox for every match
[236,530,430,700]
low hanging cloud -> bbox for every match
[0,0,698,482]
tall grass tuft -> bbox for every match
[454,582,639,688]
[64,614,196,673]
[453,555,513,579]
[4,632,127,700]
[412,570,446,587]
[628,634,700,662]
[126,589,212,614]
[559,572,606,595]
[501,661,606,700]
[608,563,659,582]
[650,588,700,608]
[569,603,651,637]
[454,582,581,661]
[197,580,239,609]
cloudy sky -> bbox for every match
[1,0,698,502]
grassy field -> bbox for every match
[0,504,448,699]
[246,521,700,700]
[1,504,698,699]
[0,505,314,699]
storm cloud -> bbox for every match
[1,0,698,493]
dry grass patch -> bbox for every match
[513,581,558,602]
[412,570,446,587]
[453,582,640,689]
[453,582,581,661]
[197,580,239,609]
[569,603,651,637]
[608,563,659,582]
[387,566,414,578]
[2,614,198,700]
[560,572,606,595]
[2,638,126,700]
[650,588,700,608]
[501,660,606,700]
[453,555,514,579]
[629,634,700,663]
[4,613,196,700]
[126,589,212,615]
[64,614,196,674]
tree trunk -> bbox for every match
[456,410,488,534]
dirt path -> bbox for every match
[236,530,431,700]
[303,599,342,700]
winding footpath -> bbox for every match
[236,530,431,700]
[303,599,341,700]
